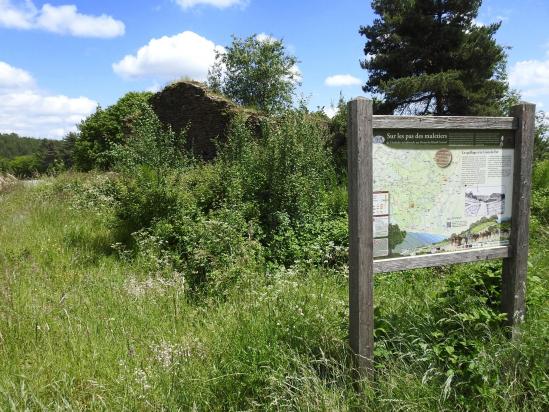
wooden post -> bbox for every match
[502,102,535,338]
[347,97,374,377]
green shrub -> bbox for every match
[218,110,339,264]
[73,91,153,171]
[8,155,39,178]
[375,262,512,403]
[108,102,189,238]
[531,159,549,227]
[222,110,336,226]
[112,168,184,238]
[327,95,349,178]
[0,156,10,172]
[151,207,263,296]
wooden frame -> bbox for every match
[372,115,517,130]
[347,98,374,377]
[347,98,535,377]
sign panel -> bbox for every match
[372,129,514,259]
[347,99,535,377]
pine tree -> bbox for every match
[360,0,510,115]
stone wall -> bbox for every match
[150,81,261,160]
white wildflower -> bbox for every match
[123,272,185,297]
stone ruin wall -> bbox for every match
[150,81,262,160]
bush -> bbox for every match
[0,156,9,172]
[8,155,39,178]
[109,102,189,236]
[531,159,549,227]
[375,262,512,404]
[113,168,183,238]
[73,91,153,170]
[219,110,338,262]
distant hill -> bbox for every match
[0,133,61,159]
[393,232,446,254]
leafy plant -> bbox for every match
[8,155,39,178]
[110,103,188,225]
[208,34,300,113]
[73,91,153,170]
[534,111,549,162]
[375,262,509,402]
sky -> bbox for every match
[1,0,549,139]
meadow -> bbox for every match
[0,106,547,410]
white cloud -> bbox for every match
[174,0,248,10]
[36,4,125,37]
[256,32,276,43]
[0,61,97,139]
[0,0,35,29]
[323,105,339,118]
[0,61,34,90]
[325,74,362,87]
[0,1,125,38]
[510,60,549,87]
[289,64,302,84]
[509,51,549,105]
[113,31,224,81]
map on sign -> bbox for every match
[372,129,514,259]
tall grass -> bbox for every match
[0,114,547,409]
[0,174,546,410]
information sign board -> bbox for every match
[372,129,514,259]
[346,98,535,378]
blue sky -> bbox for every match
[1,0,548,139]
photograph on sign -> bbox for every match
[372,130,514,259]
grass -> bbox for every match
[0,175,547,410]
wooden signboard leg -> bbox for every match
[502,102,535,338]
[347,97,374,377]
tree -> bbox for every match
[36,139,59,172]
[534,111,549,162]
[9,155,39,178]
[73,91,153,171]
[360,0,510,116]
[208,34,300,113]
[0,133,44,159]
[388,223,406,251]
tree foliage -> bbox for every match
[360,0,510,115]
[534,111,549,162]
[0,133,67,177]
[73,91,153,171]
[0,133,48,159]
[7,155,39,178]
[208,34,300,113]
